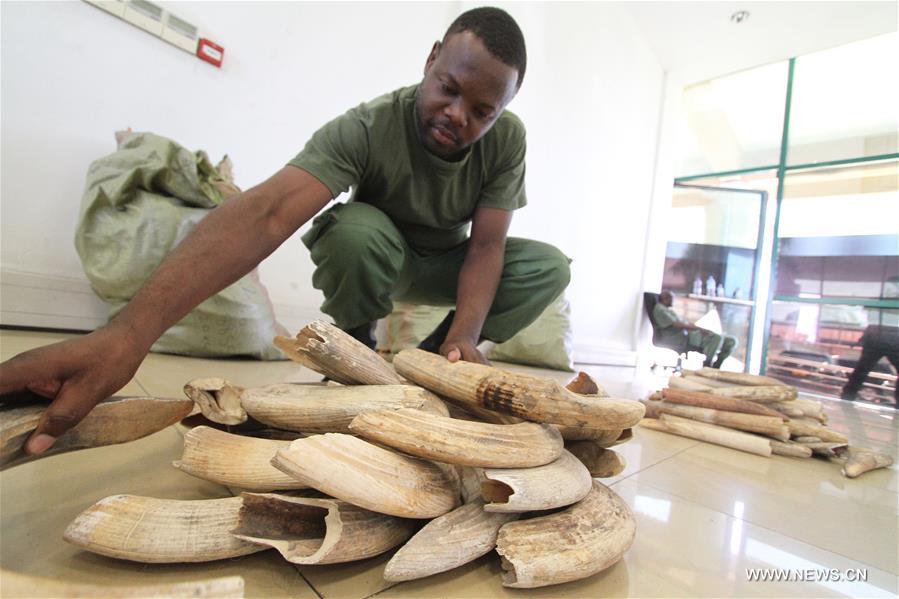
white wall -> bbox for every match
[1,1,665,363]
[487,2,664,363]
[1,1,460,332]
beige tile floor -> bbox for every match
[1,329,897,598]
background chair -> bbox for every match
[643,291,690,373]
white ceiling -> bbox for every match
[621,1,898,84]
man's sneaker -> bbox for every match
[841,389,861,402]
[342,322,376,350]
[417,310,455,354]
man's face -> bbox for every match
[660,292,673,307]
[415,31,519,160]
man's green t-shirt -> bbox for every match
[289,85,527,252]
[652,303,680,329]
[653,302,689,346]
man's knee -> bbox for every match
[507,239,571,295]
[706,332,723,345]
[308,203,405,269]
[543,245,572,296]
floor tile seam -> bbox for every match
[608,440,702,487]
[132,376,152,397]
[295,569,324,599]
[634,479,899,577]
[362,581,401,599]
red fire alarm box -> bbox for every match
[197,38,224,67]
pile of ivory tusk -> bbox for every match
[639,369,893,479]
[55,320,648,591]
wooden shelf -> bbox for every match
[687,293,755,307]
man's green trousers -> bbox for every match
[301,202,571,343]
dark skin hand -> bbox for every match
[440,206,512,364]
[0,29,524,450]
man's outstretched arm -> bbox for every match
[0,166,332,454]
[440,206,512,364]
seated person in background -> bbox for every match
[653,290,737,369]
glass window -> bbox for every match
[661,185,766,370]
[788,32,899,165]
[677,62,788,177]
[775,160,899,299]
[663,186,763,299]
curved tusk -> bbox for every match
[838,447,894,478]
[241,384,447,433]
[798,441,848,457]
[661,388,785,419]
[1,396,193,470]
[769,439,813,458]
[384,498,518,582]
[442,401,524,425]
[554,426,628,443]
[277,321,403,385]
[496,480,636,588]
[63,495,264,563]
[667,375,714,391]
[786,418,848,444]
[643,400,789,440]
[564,371,606,396]
[348,408,563,468]
[614,428,634,445]
[641,415,772,457]
[481,450,592,513]
[690,368,785,387]
[706,385,797,403]
[0,569,245,598]
[767,401,805,418]
[272,433,459,518]
[566,442,626,478]
[231,492,417,565]
[458,466,488,504]
[183,378,246,425]
[393,349,644,429]
[173,426,307,491]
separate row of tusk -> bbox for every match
[641,371,893,479]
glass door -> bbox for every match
[660,183,768,372]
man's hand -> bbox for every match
[440,336,490,365]
[0,327,144,454]
[443,206,511,366]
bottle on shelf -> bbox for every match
[716,283,725,297]
[706,274,717,297]
[693,276,703,295]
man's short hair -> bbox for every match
[444,7,527,89]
